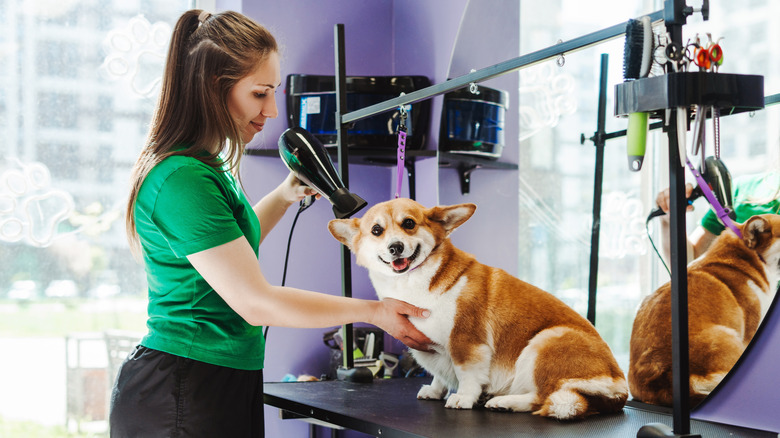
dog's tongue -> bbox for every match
[392,258,410,271]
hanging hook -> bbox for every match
[556,39,565,67]
[468,69,480,94]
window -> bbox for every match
[0,1,192,434]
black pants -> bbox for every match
[109,346,265,437]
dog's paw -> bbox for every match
[445,393,477,410]
[485,394,536,413]
[417,384,446,400]
[485,398,509,412]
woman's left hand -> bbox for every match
[372,298,434,352]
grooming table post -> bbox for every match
[333,23,373,383]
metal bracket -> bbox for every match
[457,164,480,195]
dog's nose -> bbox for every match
[388,242,404,256]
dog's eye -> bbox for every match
[401,218,416,230]
[371,225,383,236]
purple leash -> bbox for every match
[395,108,408,199]
[685,157,741,238]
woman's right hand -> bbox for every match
[655,183,696,220]
[372,298,433,352]
[278,172,321,205]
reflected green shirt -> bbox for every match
[701,172,780,235]
[134,154,264,370]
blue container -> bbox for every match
[286,74,431,150]
[440,85,508,159]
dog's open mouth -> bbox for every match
[383,244,421,274]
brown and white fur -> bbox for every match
[328,198,628,420]
[629,214,780,408]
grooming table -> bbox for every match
[264,377,776,437]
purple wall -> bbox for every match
[432,0,520,273]
[218,1,519,436]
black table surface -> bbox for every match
[263,377,776,438]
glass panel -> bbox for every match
[0,1,191,434]
[518,0,659,374]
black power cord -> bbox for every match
[645,214,671,277]
[263,196,315,339]
[645,187,704,278]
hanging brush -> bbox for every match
[623,16,653,80]
[623,16,653,172]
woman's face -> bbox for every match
[227,51,281,144]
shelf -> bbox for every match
[614,72,764,118]
[245,146,435,167]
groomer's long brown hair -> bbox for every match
[125,10,278,258]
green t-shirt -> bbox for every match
[134,154,264,370]
[701,172,780,235]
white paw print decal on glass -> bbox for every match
[0,160,74,248]
[599,191,648,259]
[519,63,578,142]
[101,15,171,98]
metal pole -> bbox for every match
[334,23,354,371]
[666,0,694,433]
[342,11,663,125]
[586,54,609,326]
[668,109,693,435]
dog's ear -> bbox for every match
[328,218,361,250]
[742,215,770,249]
[428,203,477,235]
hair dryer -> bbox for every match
[278,127,367,219]
[647,156,735,221]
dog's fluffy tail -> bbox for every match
[534,376,628,420]
[629,350,722,408]
[628,349,673,406]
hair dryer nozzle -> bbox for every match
[330,188,367,219]
[278,127,368,218]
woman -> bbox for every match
[110,10,431,437]
[655,165,780,261]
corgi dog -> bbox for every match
[328,198,628,420]
[629,214,780,407]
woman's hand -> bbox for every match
[278,172,321,205]
[372,298,433,351]
[254,172,322,242]
[655,182,695,221]
[654,182,718,262]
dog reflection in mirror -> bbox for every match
[629,214,780,407]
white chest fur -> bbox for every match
[370,267,469,391]
[369,266,466,349]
